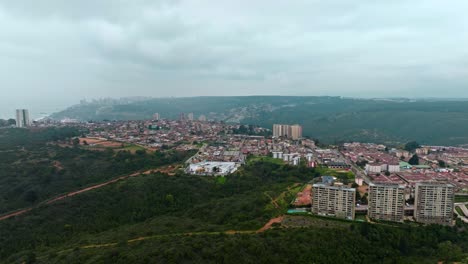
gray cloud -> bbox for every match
[1,0,468,118]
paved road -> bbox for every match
[185,143,207,164]
[338,151,372,184]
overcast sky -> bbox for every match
[1,0,468,117]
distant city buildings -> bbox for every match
[414,182,455,226]
[198,115,207,121]
[312,184,355,220]
[368,183,405,222]
[153,113,160,120]
[15,109,31,128]
[187,113,194,121]
[273,124,302,140]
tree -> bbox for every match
[361,194,368,204]
[384,171,391,176]
[24,190,38,203]
[404,141,420,152]
[355,190,361,202]
[356,160,368,168]
[438,160,446,168]
[7,118,16,126]
[165,194,174,206]
[408,154,419,165]
[72,138,80,146]
[83,140,88,145]
[437,241,462,262]
[25,252,36,264]
[399,237,410,255]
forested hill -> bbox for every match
[51,96,468,146]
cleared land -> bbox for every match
[293,184,312,206]
[79,137,150,153]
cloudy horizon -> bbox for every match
[1,0,468,118]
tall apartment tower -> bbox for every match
[273,124,303,139]
[153,113,160,120]
[187,113,194,121]
[198,115,207,121]
[15,109,31,128]
[273,124,288,138]
[290,124,303,140]
[368,183,405,222]
[312,184,356,220]
[414,182,455,226]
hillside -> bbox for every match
[0,128,194,215]
[0,129,466,263]
[1,155,467,263]
[51,96,468,146]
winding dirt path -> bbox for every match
[0,166,174,222]
[257,216,284,233]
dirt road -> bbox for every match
[0,166,174,222]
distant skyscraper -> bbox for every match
[312,184,355,220]
[179,113,186,121]
[198,115,207,121]
[15,109,31,128]
[414,182,454,226]
[368,183,405,222]
[187,112,194,121]
[153,113,160,120]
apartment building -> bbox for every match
[414,182,455,226]
[368,183,405,222]
[187,113,194,121]
[15,109,31,128]
[290,124,303,140]
[273,124,302,140]
[312,184,355,220]
[153,113,160,120]
[273,124,289,138]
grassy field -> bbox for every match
[247,156,285,166]
[455,195,468,203]
[118,144,146,153]
[216,176,227,184]
[455,206,466,217]
[355,214,368,222]
[315,167,355,180]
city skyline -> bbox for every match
[1,1,468,115]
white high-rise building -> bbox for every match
[368,183,405,222]
[198,115,207,121]
[187,113,194,121]
[312,184,356,220]
[153,113,160,120]
[15,109,31,128]
[414,183,454,226]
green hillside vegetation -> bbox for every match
[0,158,316,262]
[0,154,467,263]
[51,96,468,145]
[38,225,467,264]
[0,128,194,214]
